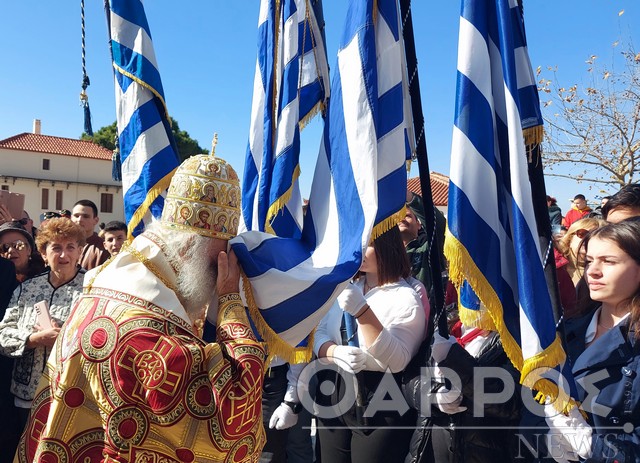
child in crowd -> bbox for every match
[102,221,127,257]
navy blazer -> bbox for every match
[564,311,640,462]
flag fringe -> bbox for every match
[265,164,302,234]
[241,273,314,365]
[370,205,406,242]
[299,101,325,131]
[113,63,172,125]
[523,124,543,147]
[127,168,177,240]
[458,305,496,331]
[444,228,577,413]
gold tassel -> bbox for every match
[299,101,325,131]
[127,168,177,240]
[113,63,172,125]
[444,228,578,413]
[265,164,302,234]
[523,125,544,146]
[370,206,406,242]
[241,273,314,365]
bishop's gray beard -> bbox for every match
[175,243,218,320]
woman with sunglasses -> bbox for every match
[543,219,640,462]
[0,222,45,285]
[559,218,606,286]
[0,218,86,432]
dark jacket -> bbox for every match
[564,312,640,462]
[79,232,109,271]
[0,257,19,462]
[548,204,563,228]
[0,257,17,313]
[406,193,447,299]
[405,335,523,463]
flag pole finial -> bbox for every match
[211,133,218,157]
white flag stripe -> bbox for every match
[275,100,299,155]
[121,121,170,186]
[340,37,378,247]
[458,17,493,109]
[375,23,403,97]
[115,80,154,134]
[110,12,159,70]
[515,47,536,89]
[450,126,501,231]
[502,84,544,260]
[377,127,407,177]
[300,51,319,87]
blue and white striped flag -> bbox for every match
[444,0,571,404]
[241,0,330,238]
[232,0,410,362]
[108,0,180,238]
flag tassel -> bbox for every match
[445,229,576,413]
[111,135,122,181]
[241,273,314,365]
[265,164,302,234]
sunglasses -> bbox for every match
[10,218,29,226]
[41,211,62,220]
[0,239,27,253]
[574,228,590,239]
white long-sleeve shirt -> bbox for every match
[314,278,426,373]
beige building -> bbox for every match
[0,121,123,226]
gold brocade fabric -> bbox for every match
[14,252,267,462]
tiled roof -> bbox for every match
[0,133,113,161]
[407,172,449,206]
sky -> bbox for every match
[1,1,639,213]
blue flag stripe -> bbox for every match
[110,0,152,40]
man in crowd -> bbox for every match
[400,190,446,301]
[15,154,268,462]
[71,199,110,270]
[602,183,640,223]
[562,193,592,228]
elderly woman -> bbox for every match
[0,222,46,286]
[0,218,85,429]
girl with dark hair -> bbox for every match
[314,226,426,463]
[544,219,640,462]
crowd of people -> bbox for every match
[0,154,639,462]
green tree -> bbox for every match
[82,121,117,151]
[82,117,208,162]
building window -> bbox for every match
[1,185,8,191]
[41,188,49,209]
[55,190,63,210]
[100,193,113,214]
[42,159,50,170]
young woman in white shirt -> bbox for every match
[314,225,426,463]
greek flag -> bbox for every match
[444,0,571,404]
[241,0,330,238]
[232,0,410,363]
[108,0,180,238]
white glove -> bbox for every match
[337,283,368,316]
[544,404,592,461]
[269,402,299,430]
[430,332,457,363]
[434,385,467,414]
[431,366,466,415]
[331,345,367,373]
